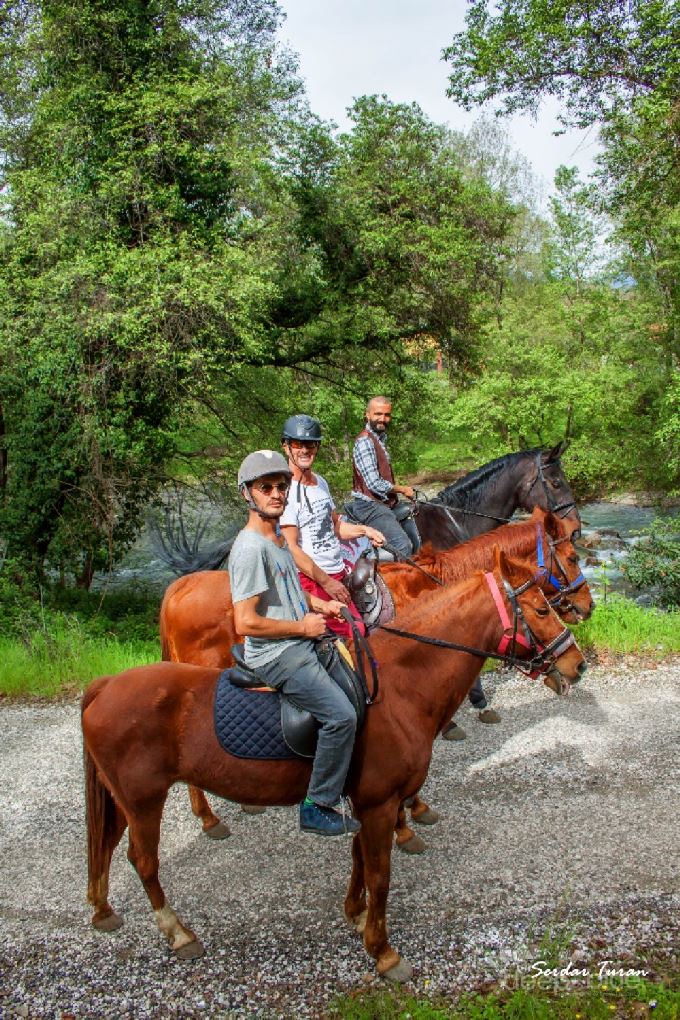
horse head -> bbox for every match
[495,547,587,696]
[518,442,581,538]
[528,508,594,624]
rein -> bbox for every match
[415,491,512,527]
[339,607,380,704]
[380,541,445,586]
[380,571,575,678]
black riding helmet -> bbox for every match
[281,414,323,444]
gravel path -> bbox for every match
[1,660,678,1018]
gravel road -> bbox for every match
[1,660,678,1019]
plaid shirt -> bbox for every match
[352,425,394,502]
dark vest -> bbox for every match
[352,428,397,508]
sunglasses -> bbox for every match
[288,440,319,450]
[252,481,290,495]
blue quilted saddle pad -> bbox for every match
[213,668,297,760]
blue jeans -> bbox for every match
[348,498,419,558]
[256,640,357,808]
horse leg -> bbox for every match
[126,800,204,960]
[344,832,367,934]
[188,785,231,839]
[394,802,427,855]
[359,802,413,982]
[405,794,440,827]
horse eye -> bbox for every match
[535,605,550,617]
[550,479,561,489]
[568,555,578,564]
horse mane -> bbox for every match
[436,447,554,510]
[412,519,543,587]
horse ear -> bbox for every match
[544,439,568,463]
[493,545,506,577]
[542,511,560,539]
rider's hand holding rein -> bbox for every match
[309,596,345,619]
[392,484,415,500]
[299,611,328,639]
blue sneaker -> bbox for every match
[299,800,361,836]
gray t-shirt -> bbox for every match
[228,528,308,667]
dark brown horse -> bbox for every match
[159,507,592,842]
[413,443,580,548]
[83,549,586,979]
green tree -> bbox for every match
[0,0,303,579]
[443,0,679,128]
[443,0,680,491]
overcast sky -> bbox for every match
[277,0,601,196]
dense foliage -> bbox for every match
[623,520,680,608]
[0,1,516,580]
[444,0,680,492]
[0,0,678,587]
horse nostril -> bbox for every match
[577,660,588,676]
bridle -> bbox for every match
[526,452,579,523]
[380,567,577,680]
[534,524,586,615]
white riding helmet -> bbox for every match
[237,450,292,491]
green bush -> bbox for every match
[623,520,680,609]
[0,558,43,639]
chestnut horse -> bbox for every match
[83,549,586,979]
[159,508,592,842]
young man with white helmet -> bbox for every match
[279,414,385,641]
[228,449,362,837]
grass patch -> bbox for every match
[407,432,500,482]
[329,978,679,1019]
[574,593,680,656]
[0,619,159,698]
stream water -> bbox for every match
[576,501,679,604]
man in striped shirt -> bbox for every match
[348,396,420,559]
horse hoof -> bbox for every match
[478,708,502,723]
[382,957,413,983]
[93,911,123,933]
[345,908,367,934]
[442,722,466,741]
[397,834,427,855]
[174,939,204,960]
[411,807,440,826]
[204,821,231,840]
[240,804,266,815]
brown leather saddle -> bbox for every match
[346,555,395,632]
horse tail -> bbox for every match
[159,583,179,662]
[160,631,172,662]
[81,681,125,906]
